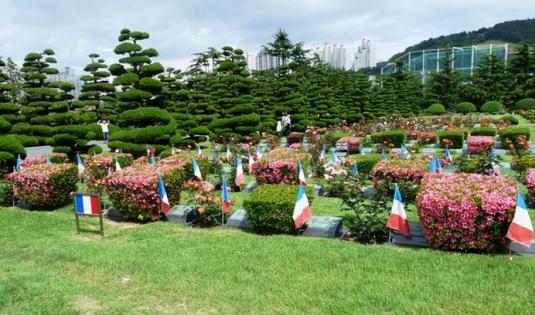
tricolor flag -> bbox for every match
[74,194,101,216]
[400,145,408,159]
[15,154,23,171]
[386,185,411,237]
[444,147,452,162]
[319,146,326,163]
[235,157,245,186]
[46,155,52,165]
[146,144,151,156]
[150,154,157,166]
[381,150,387,161]
[298,161,306,185]
[115,158,122,171]
[107,167,113,175]
[171,145,176,155]
[92,150,97,157]
[221,178,231,213]
[293,185,312,229]
[352,163,359,175]
[506,193,534,248]
[192,158,202,181]
[226,145,232,161]
[248,151,254,174]
[429,155,442,173]
[77,154,85,173]
[158,177,170,216]
[211,152,218,165]
[434,154,442,172]
[492,162,500,176]
[256,147,264,160]
[197,145,202,156]
[331,148,339,166]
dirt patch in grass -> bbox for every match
[73,296,102,314]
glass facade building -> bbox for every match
[381,43,512,82]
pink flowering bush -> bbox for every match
[7,163,78,210]
[526,168,535,205]
[467,136,495,154]
[417,173,517,252]
[104,160,187,221]
[20,153,68,168]
[338,136,360,154]
[288,143,301,150]
[251,148,308,184]
[84,153,134,193]
[371,158,429,202]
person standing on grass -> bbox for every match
[98,119,110,142]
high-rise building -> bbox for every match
[250,51,284,71]
[47,66,82,96]
[312,39,374,70]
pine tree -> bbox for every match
[77,53,115,118]
[468,54,513,107]
[425,50,461,109]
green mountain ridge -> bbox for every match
[391,18,535,60]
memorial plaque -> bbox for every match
[226,209,254,231]
[302,216,343,238]
[391,222,429,248]
[244,181,258,193]
[166,205,195,224]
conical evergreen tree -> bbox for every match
[76,53,115,119]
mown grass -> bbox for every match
[0,205,534,314]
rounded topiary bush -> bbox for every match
[515,98,535,110]
[0,180,13,207]
[499,115,519,125]
[426,103,446,115]
[243,184,314,234]
[417,173,517,252]
[454,102,477,113]
[0,135,26,175]
[480,101,503,113]
[0,116,12,133]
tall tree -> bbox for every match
[468,54,513,107]
[76,53,115,118]
[425,49,462,109]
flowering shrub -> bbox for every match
[371,158,429,202]
[183,180,234,227]
[8,163,78,209]
[338,136,360,153]
[20,153,68,168]
[161,153,216,182]
[417,173,517,252]
[417,132,437,145]
[526,169,535,205]
[251,148,308,184]
[104,160,186,221]
[467,136,495,154]
[288,143,301,150]
[84,153,134,192]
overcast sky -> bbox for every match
[1,0,534,72]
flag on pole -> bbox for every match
[248,151,254,173]
[444,147,452,163]
[74,194,101,215]
[298,161,306,185]
[331,148,338,166]
[115,158,122,171]
[352,162,359,175]
[171,145,176,155]
[146,144,151,156]
[221,178,232,213]
[211,152,218,165]
[197,145,202,155]
[108,167,112,175]
[492,162,500,176]
[256,147,263,160]
[506,193,534,248]
[235,157,245,186]
[192,158,202,181]
[226,145,232,161]
[158,177,170,216]
[429,155,441,173]
[77,154,85,173]
[15,154,23,171]
[319,146,326,163]
[386,185,411,237]
[400,145,408,159]
[92,150,97,157]
[293,185,312,229]
[46,155,52,165]
[381,150,387,161]
[150,154,157,166]
[434,154,442,172]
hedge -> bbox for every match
[370,130,406,147]
[515,98,535,110]
[480,101,503,113]
[454,102,477,113]
[349,154,381,178]
[499,127,530,149]
[499,115,519,125]
[0,180,13,207]
[470,127,497,137]
[438,130,464,148]
[243,184,314,234]
[426,103,446,115]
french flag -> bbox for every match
[428,155,442,173]
[146,144,151,156]
[235,157,245,186]
[444,147,453,162]
[74,194,101,216]
[293,185,312,229]
[115,158,122,171]
[400,145,408,159]
[158,177,170,215]
[256,147,263,160]
[492,162,500,176]
[77,154,85,173]
[381,150,387,161]
[298,161,306,185]
[226,145,232,161]
[248,152,255,174]
[171,145,176,155]
[221,178,232,213]
[192,158,203,181]
[197,145,202,155]
[319,146,326,163]
[331,149,339,167]
[150,154,157,165]
[506,193,534,248]
[46,155,52,165]
[16,154,23,171]
[386,186,411,237]
[352,163,359,175]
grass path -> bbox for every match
[0,205,534,314]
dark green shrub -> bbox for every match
[117,107,172,127]
[87,145,103,155]
[189,126,210,135]
[499,127,530,149]
[52,146,72,154]
[438,130,464,148]
[0,135,26,158]
[350,154,381,178]
[512,155,535,173]
[499,115,519,125]
[52,134,78,146]
[243,184,314,234]
[515,98,535,110]
[470,127,497,137]
[12,135,39,147]
[426,103,446,115]
[0,180,13,206]
[370,130,406,147]
[454,102,477,113]
[480,101,503,113]
[0,117,12,133]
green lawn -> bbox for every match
[0,205,534,314]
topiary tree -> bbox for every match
[110,29,165,111]
[480,101,503,113]
[515,98,535,110]
[77,53,116,120]
[426,103,446,115]
[0,57,23,132]
[454,101,477,113]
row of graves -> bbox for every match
[2,114,535,256]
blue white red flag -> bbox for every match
[353,163,359,175]
[381,150,387,161]
[77,154,85,173]
[293,185,312,229]
[221,179,231,213]
[386,186,411,237]
[115,158,122,171]
[158,177,170,215]
[506,193,534,248]
[74,194,101,216]
[16,154,23,171]
[150,154,157,165]
[192,158,202,181]
[248,152,254,173]
[235,157,245,186]
[298,161,306,185]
